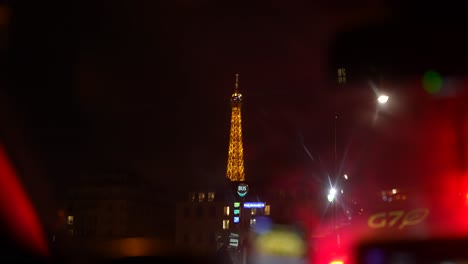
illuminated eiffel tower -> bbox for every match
[226,74,246,182]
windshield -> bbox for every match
[2,1,468,264]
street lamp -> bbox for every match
[328,187,337,203]
[377,94,389,104]
[369,80,390,105]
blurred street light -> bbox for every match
[328,187,337,202]
[378,94,389,104]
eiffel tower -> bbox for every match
[226,74,246,182]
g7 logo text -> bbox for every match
[367,208,429,230]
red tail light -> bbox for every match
[0,144,49,256]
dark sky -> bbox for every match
[73,1,344,189]
[4,1,365,191]
[5,0,468,205]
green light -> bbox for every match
[234,202,240,208]
[238,192,247,197]
[423,70,443,94]
[234,209,240,215]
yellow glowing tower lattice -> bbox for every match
[226,74,245,182]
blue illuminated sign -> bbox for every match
[243,202,265,208]
[234,216,240,223]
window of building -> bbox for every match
[279,190,286,198]
[196,206,203,217]
[289,190,296,200]
[222,220,230,230]
[251,208,256,216]
[209,206,216,218]
[208,192,215,202]
[67,215,74,225]
[210,233,216,244]
[183,206,191,218]
[337,67,347,84]
[298,191,306,200]
[250,218,256,226]
[265,205,270,216]
[190,192,196,202]
[67,202,73,212]
[198,192,205,202]
[223,206,230,216]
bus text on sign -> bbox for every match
[237,183,249,197]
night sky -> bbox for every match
[4,1,468,211]
[3,2,353,190]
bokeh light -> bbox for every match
[423,70,443,94]
[328,188,337,202]
[253,216,273,234]
[377,95,389,104]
